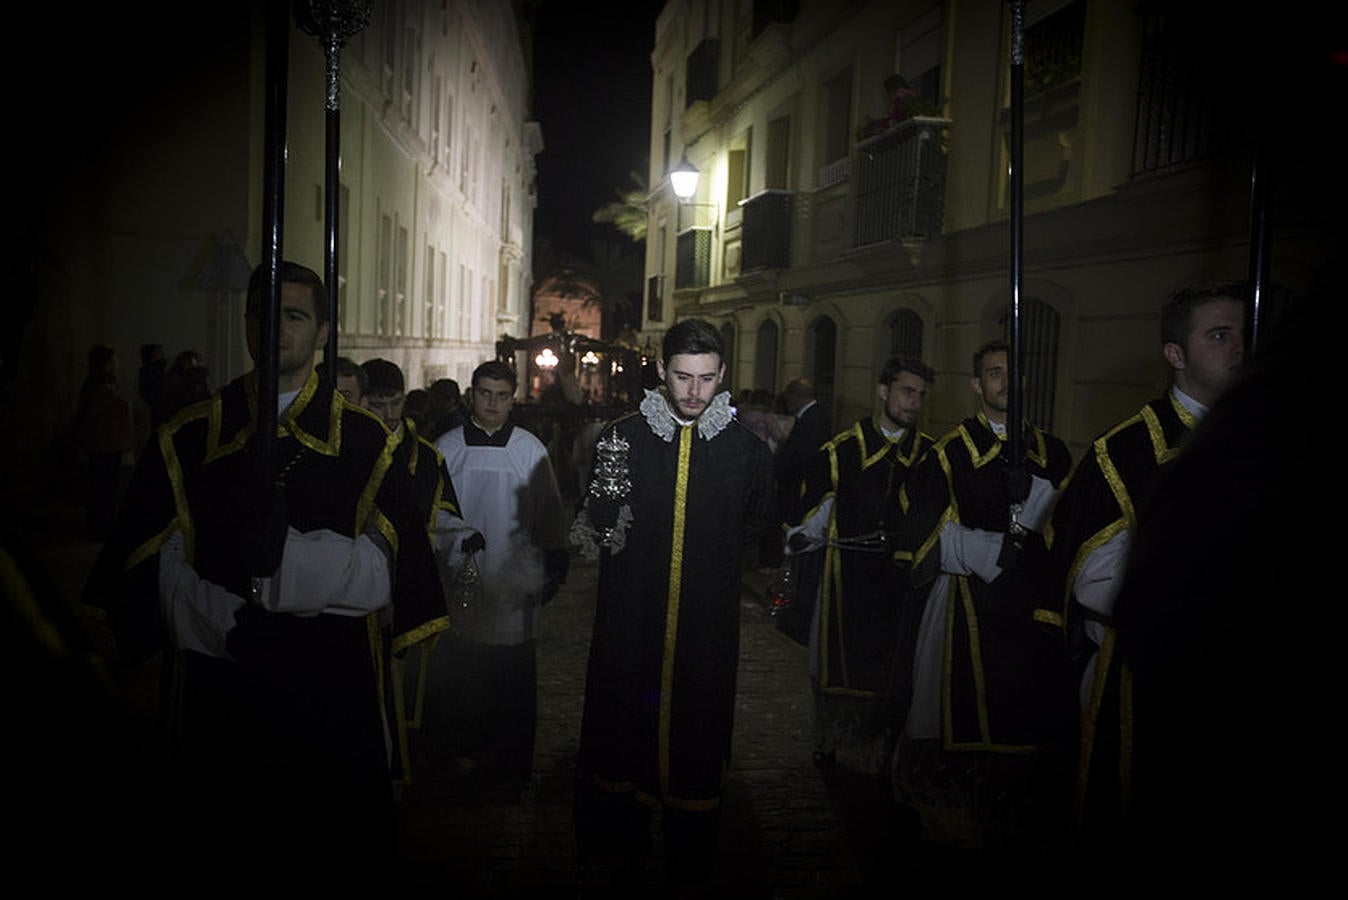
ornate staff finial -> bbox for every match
[294,0,372,109]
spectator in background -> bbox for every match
[405,388,430,433]
[136,343,166,446]
[159,349,211,423]
[319,356,368,407]
[74,344,134,541]
[425,378,466,441]
[766,379,830,567]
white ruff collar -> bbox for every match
[639,388,734,442]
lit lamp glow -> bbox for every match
[670,155,699,201]
[535,347,559,369]
[581,350,600,367]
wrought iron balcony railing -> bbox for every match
[740,190,793,272]
[853,116,951,245]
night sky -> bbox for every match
[529,1,666,261]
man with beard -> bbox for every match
[570,318,773,894]
[785,357,935,774]
[890,339,1074,860]
[1039,282,1247,850]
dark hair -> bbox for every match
[880,356,934,386]
[140,343,164,364]
[1161,281,1249,351]
[246,261,329,326]
[404,388,430,420]
[361,358,405,397]
[86,345,116,376]
[662,318,723,365]
[429,378,461,405]
[171,350,202,374]
[472,359,518,391]
[972,340,1009,378]
[320,355,368,396]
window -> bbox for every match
[430,75,442,161]
[766,116,790,190]
[647,273,663,324]
[754,320,779,394]
[438,250,448,337]
[401,27,417,120]
[424,241,435,338]
[806,316,837,420]
[823,68,853,165]
[377,212,392,336]
[998,297,1060,431]
[900,4,944,108]
[395,224,408,337]
[457,263,467,338]
[720,321,736,390]
[1024,0,1084,96]
[726,127,751,211]
[889,309,923,360]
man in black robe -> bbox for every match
[84,262,448,889]
[570,318,773,892]
[1040,282,1247,849]
[891,339,1074,857]
[786,357,935,773]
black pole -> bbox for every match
[1246,124,1273,351]
[323,46,340,382]
[258,0,291,460]
[1006,1,1029,515]
[296,1,371,387]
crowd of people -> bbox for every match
[61,260,1315,892]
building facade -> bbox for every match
[643,0,1343,453]
[10,0,539,490]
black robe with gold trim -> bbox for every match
[84,370,448,875]
[570,391,773,811]
[1039,393,1194,837]
[796,418,933,698]
[895,412,1074,752]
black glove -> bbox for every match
[461,532,486,555]
[540,548,570,605]
[226,603,290,665]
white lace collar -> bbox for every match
[639,388,734,442]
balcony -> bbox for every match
[676,227,712,289]
[686,38,720,108]
[739,190,793,272]
[853,116,951,245]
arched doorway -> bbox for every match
[805,315,837,424]
[720,321,736,392]
[754,320,779,397]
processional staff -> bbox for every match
[256,0,292,463]
[296,0,372,387]
[1001,0,1031,560]
[1246,111,1273,352]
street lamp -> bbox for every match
[670,155,700,201]
[669,154,716,232]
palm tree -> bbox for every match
[591,169,648,243]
